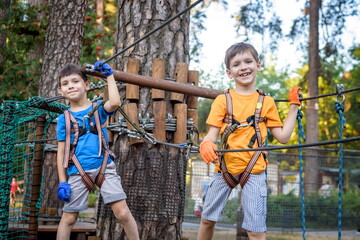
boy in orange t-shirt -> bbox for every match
[197,42,301,240]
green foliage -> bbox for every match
[0,0,117,103]
[88,193,97,208]
[0,2,51,102]
[267,191,360,229]
[80,0,117,64]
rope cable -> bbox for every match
[215,136,360,152]
[274,87,360,103]
[297,109,307,240]
[335,98,346,240]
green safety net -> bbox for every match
[0,97,67,239]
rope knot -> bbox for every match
[335,101,344,114]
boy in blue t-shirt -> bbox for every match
[56,63,139,240]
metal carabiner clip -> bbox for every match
[85,64,95,72]
[336,84,345,103]
[82,115,91,131]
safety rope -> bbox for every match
[215,136,360,152]
[274,86,360,103]
[335,94,346,240]
[297,109,307,240]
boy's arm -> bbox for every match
[270,86,302,144]
[93,61,121,113]
[203,126,220,143]
[270,104,299,144]
[57,141,71,201]
[103,74,121,113]
[57,141,67,183]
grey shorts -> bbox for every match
[201,171,267,232]
[63,161,127,213]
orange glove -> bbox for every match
[199,140,218,164]
[288,86,302,105]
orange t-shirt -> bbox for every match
[206,90,283,175]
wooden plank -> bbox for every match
[170,62,188,103]
[126,58,140,100]
[187,70,199,109]
[124,103,144,145]
[151,58,166,100]
[153,101,166,142]
[174,103,187,144]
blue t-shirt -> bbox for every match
[57,100,113,175]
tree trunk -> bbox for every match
[0,0,10,64]
[38,0,87,98]
[96,1,190,239]
[38,0,87,215]
[305,0,321,193]
[28,0,47,63]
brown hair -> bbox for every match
[224,42,259,69]
[58,64,88,86]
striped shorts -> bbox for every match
[201,171,267,232]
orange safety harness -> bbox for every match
[62,101,116,191]
[219,89,268,189]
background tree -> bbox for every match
[95,1,191,239]
[0,0,10,64]
[38,0,88,213]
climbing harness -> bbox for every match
[63,101,116,191]
[219,89,267,189]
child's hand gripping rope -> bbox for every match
[288,86,302,105]
[94,61,114,77]
[199,140,218,164]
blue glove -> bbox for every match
[58,182,71,202]
[94,61,114,77]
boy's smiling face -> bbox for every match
[226,51,261,89]
[58,73,90,102]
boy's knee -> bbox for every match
[61,212,78,226]
[111,201,131,221]
[114,207,131,221]
[201,219,216,228]
[247,231,266,240]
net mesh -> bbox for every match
[1,96,359,238]
[184,149,360,232]
[0,97,66,239]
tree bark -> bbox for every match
[0,0,10,64]
[305,0,321,193]
[38,0,87,98]
[38,0,87,214]
[96,1,190,239]
[28,0,47,63]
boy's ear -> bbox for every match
[85,80,90,91]
[257,61,261,71]
[57,87,64,96]
[226,68,232,79]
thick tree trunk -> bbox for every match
[97,1,190,239]
[28,0,47,63]
[0,0,10,64]
[305,0,321,193]
[38,0,87,98]
[38,0,87,215]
